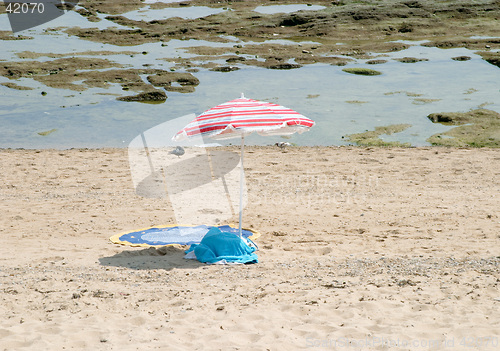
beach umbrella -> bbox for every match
[173,93,315,237]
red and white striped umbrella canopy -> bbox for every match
[173,94,315,141]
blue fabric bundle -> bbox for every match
[186,227,258,264]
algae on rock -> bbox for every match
[426,109,500,147]
[345,124,412,147]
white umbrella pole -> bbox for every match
[238,135,245,238]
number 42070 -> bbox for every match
[6,2,45,14]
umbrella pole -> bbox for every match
[238,135,245,238]
[140,132,155,175]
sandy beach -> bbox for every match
[0,146,499,350]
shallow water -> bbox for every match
[121,6,227,21]
[1,12,499,149]
[253,4,326,14]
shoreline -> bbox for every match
[1,144,500,150]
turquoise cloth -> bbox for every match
[186,227,258,264]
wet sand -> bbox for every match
[1,146,499,350]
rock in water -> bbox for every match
[117,90,167,102]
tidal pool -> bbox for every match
[1,13,499,149]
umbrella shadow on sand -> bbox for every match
[134,150,240,199]
[99,246,204,271]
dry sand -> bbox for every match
[0,146,499,350]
